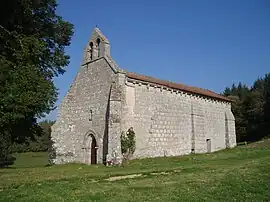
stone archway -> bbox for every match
[84,132,98,165]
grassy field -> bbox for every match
[0,140,270,201]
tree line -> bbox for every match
[10,120,55,153]
[223,73,270,143]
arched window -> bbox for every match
[96,38,101,57]
[89,42,93,60]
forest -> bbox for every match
[223,73,270,143]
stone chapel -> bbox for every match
[50,28,236,165]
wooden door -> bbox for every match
[91,136,97,164]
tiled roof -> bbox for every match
[126,72,231,102]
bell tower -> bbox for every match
[83,28,111,64]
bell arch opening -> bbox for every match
[96,38,101,57]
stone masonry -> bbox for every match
[50,28,236,165]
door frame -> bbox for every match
[83,130,99,164]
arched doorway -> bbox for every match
[90,135,97,164]
[84,132,98,165]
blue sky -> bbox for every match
[45,0,270,120]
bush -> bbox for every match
[10,142,28,153]
[10,136,52,153]
[121,127,136,165]
[0,154,16,168]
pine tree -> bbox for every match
[223,73,270,143]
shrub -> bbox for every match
[121,127,136,165]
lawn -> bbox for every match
[0,140,270,201]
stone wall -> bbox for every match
[122,79,236,159]
[51,58,116,164]
[191,97,234,153]
[122,81,192,158]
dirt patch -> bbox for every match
[247,139,270,148]
[104,170,183,182]
[106,174,142,181]
[151,171,170,175]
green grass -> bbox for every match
[10,152,49,168]
[1,140,270,201]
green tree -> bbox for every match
[223,87,231,96]
[224,83,250,142]
[245,78,265,141]
[10,119,55,153]
[262,74,270,138]
[0,0,73,167]
[38,120,55,151]
[223,73,270,143]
